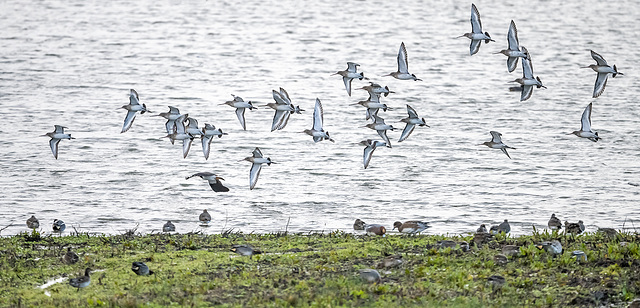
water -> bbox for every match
[1,0,639,236]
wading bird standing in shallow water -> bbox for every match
[26,215,39,229]
[199,209,212,225]
[185,172,229,192]
[481,131,516,159]
[583,50,623,98]
[304,98,334,143]
[243,147,274,190]
[120,89,151,133]
[333,62,365,96]
[496,20,528,73]
[570,102,600,142]
[383,42,421,81]
[458,3,494,55]
[43,125,74,159]
[162,221,175,232]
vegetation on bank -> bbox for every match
[0,228,639,307]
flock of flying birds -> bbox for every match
[42,3,622,189]
[27,3,629,294]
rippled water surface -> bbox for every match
[1,0,639,236]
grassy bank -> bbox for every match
[1,228,639,307]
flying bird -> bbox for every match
[222,94,257,130]
[354,93,388,120]
[365,114,394,147]
[43,125,74,159]
[185,172,229,192]
[458,3,494,55]
[359,82,394,98]
[398,105,429,142]
[165,114,194,158]
[185,117,203,137]
[332,62,365,96]
[156,106,187,136]
[243,147,274,190]
[570,102,600,142]
[359,139,388,169]
[201,123,227,160]
[481,131,515,159]
[496,20,528,73]
[583,50,623,98]
[265,88,303,131]
[304,98,334,143]
[383,42,421,80]
[120,89,151,133]
[511,47,546,101]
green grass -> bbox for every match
[1,229,639,307]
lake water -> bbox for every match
[1,0,639,236]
